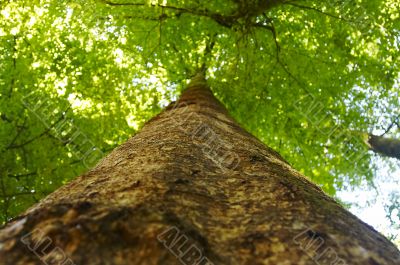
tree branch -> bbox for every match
[5,117,27,151]
[285,2,348,22]
[100,0,238,28]
[368,134,400,160]
[8,36,17,98]
[380,114,400,136]
[7,107,70,150]
[7,172,37,180]
[252,21,280,53]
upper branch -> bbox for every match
[100,0,290,28]
[284,2,348,22]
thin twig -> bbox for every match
[7,107,71,149]
[285,2,348,22]
[380,114,400,136]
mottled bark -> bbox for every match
[368,134,400,160]
[0,74,399,265]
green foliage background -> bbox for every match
[0,0,399,241]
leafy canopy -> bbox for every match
[0,0,399,231]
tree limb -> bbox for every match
[7,107,70,150]
[380,114,400,136]
[285,2,348,22]
[368,134,400,160]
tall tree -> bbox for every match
[0,73,399,264]
[0,0,399,244]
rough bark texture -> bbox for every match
[368,134,400,160]
[0,74,399,265]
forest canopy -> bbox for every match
[0,0,399,243]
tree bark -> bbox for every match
[368,134,400,160]
[0,74,399,265]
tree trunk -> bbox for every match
[0,74,399,265]
[368,134,400,160]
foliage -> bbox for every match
[0,0,399,238]
[385,191,400,240]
